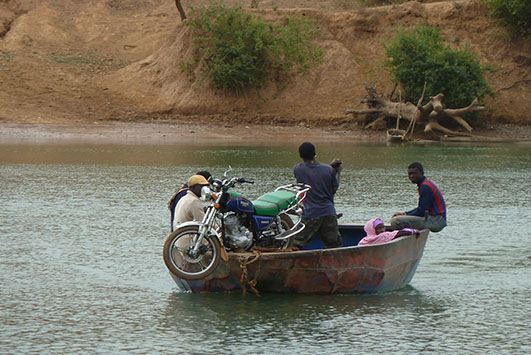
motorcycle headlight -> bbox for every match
[200,186,212,201]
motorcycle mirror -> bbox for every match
[200,186,212,201]
[223,165,232,178]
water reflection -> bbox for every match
[161,286,451,353]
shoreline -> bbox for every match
[0,121,385,146]
[1,121,531,146]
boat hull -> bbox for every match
[169,225,429,294]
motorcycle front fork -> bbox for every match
[191,206,217,256]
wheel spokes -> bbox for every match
[170,232,217,274]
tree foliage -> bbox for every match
[384,24,493,109]
[188,1,323,92]
[486,0,531,38]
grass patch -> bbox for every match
[0,53,16,61]
[51,54,91,65]
[187,1,323,92]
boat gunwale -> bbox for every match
[227,228,429,260]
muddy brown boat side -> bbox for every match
[170,225,429,294]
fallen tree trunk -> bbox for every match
[345,86,487,137]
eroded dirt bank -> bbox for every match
[0,0,530,142]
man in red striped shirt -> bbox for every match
[390,162,447,232]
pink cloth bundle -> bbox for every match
[358,218,400,246]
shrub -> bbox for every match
[384,24,493,109]
[486,0,531,38]
[188,1,323,92]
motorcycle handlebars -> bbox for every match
[237,178,254,184]
[215,166,254,186]
[210,176,254,192]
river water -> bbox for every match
[1,142,530,354]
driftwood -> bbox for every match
[345,86,487,137]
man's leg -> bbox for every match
[390,215,427,230]
[319,215,342,248]
[425,215,447,232]
[293,217,321,248]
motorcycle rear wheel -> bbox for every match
[163,225,221,280]
[280,213,294,229]
[265,213,295,249]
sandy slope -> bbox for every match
[0,0,530,142]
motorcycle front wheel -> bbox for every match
[163,225,221,280]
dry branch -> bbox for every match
[175,0,186,21]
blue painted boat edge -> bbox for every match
[302,223,366,249]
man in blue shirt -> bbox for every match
[292,142,343,248]
[390,162,447,232]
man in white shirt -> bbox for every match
[173,174,210,229]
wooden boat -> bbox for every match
[169,224,429,294]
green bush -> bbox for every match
[188,1,323,92]
[486,0,531,38]
[384,24,493,109]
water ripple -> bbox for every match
[1,143,530,353]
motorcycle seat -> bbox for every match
[252,190,296,216]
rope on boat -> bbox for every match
[239,251,261,296]
[238,246,299,295]
[253,246,299,252]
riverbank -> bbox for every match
[0,121,381,145]
[1,0,530,136]
[1,121,531,146]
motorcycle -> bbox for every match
[162,166,310,280]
